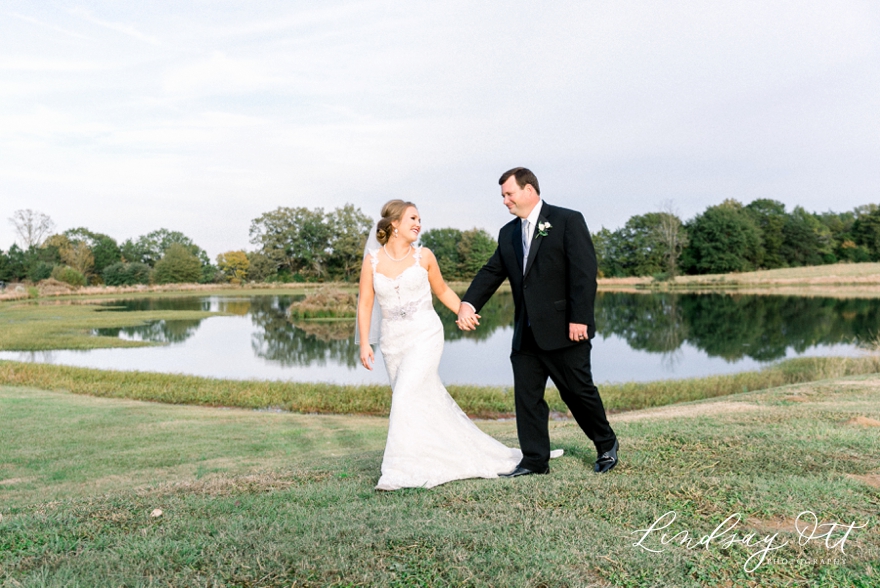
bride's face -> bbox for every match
[393,206,421,244]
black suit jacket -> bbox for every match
[462,202,598,351]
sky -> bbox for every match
[2,1,879,260]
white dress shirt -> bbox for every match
[522,199,544,246]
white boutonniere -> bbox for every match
[536,221,552,238]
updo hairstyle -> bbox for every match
[376,199,417,245]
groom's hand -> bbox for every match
[569,323,589,342]
[456,303,481,331]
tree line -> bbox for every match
[6,197,877,288]
[0,206,497,287]
[594,199,880,278]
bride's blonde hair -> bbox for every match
[376,199,417,245]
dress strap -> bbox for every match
[412,245,422,264]
[368,248,379,271]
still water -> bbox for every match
[1,293,874,386]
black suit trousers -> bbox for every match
[511,325,616,471]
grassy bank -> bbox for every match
[599,262,880,294]
[3,355,880,419]
[1,378,878,586]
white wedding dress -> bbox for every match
[370,246,560,491]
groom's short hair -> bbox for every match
[499,167,540,195]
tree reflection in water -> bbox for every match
[91,292,880,369]
[93,297,212,344]
[93,320,205,344]
[249,295,360,368]
[596,292,880,362]
[249,294,517,368]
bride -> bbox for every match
[357,199,560,491]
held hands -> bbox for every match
[360,343,375,370]
[569,323,589,342]
[456,303,481,331]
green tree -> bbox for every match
[603,213,667,277]
[4,244,28,281]
[457,228,496,280]
[64,228,121,275]
[681,200,762,274]
[592,227,620,278]
[852,208,880,260]
[249,207,331,279]
[152,243,202,284]
[246,252,277,282]
[745,199,787,269]
[121,229,208,267]
[326,204,372,281]
[780,206,833,266]
[24,242,62,282]
[420,228,463,280]
[0,249,9,283]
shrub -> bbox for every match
[51,265,87,287]
[103,262,152,286]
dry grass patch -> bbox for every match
[744,516,801,535]
[288,286,357,318]
[0,478,35,487]
[612,401,765,423]
[846,473,880,489]
[783,395,811,402]
[845,416,880,427]
[136,469,334,499]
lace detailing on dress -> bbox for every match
[382,298,434,321]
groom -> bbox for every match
[457,167,618,476]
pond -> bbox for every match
[1,292,876,386]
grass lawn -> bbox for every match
[1,378,878,587]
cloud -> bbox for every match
[1,1,878,256]
[6,11,94,41]
[69,7,162,46]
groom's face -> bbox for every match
[501,176,539,219]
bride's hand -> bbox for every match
[360,344,375,370]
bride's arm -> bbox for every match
[422,248,461,314]
[357,256,375,370]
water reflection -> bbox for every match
[93,320,203,344]
[595,293,880,362]
[249,296,359,368]
[90,294,517,364]
[8,292,878,385]
[91,292,880,364]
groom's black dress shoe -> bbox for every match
[499,465,549,478]
[594,440,619,474]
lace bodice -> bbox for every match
[369,246,433,322]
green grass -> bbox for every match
[1,379,878,586]
[3,355,880,420]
